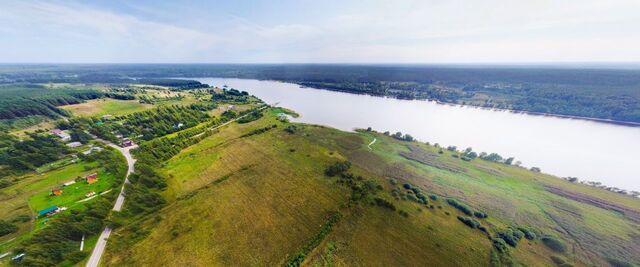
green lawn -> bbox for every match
[29,171,117,213]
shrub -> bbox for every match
[492,238,509,254]
[447,198,473,216]
[0,220,18,236]
[517,227,537,240]
[551,255,574,267]
[284,125,298,134]
[388,178,398,185]
[324,161,351,177]
[497,228,525,247]
[607,258,634,267]
[541,235,567,253]
[398,210,410,217]
[473,211,488,219]
[403,183,412,190]
[429,194,438,201]
[12,214,32,223]
[457,216,481,229]
[374,197,396,211]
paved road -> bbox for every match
[86,142,137,267]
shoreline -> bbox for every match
[290,81,640,127]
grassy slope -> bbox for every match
[103,110,640,267]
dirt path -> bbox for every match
[367,138,377,150]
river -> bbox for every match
[193,78,640,192]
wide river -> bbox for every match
[193,78,640,192]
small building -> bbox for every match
[85,191,96,198]
[51,188,63,196]
[82,146,103,155]
[66,142,82,148]
[38,206,59,217]
[50,129,71,142]
[121,138,134,147]
[86,173,98,184]
[63,180,76,187]
[101,114,114,120]
[11,253,25,261]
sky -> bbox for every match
[1,0,640,63]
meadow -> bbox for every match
[60,98,153,117]
[101,108,639,266]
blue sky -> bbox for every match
[1,0,639,63]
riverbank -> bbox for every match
[288,81,640,127]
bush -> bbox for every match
[284,125,298,134]
[492,238,509,254]
[324,161,351,177]
[607,258,634,267]
[0,220,18,236]
[429,194,438,201]
[12,214,31,223]
[517,227,537,240]
[551,255,574,267]
[457,216,481,229]
[497,228,525,247]
[447,198,473,216]
[541,235,567,253]
[374,197,396,211]
[473,211,488,219]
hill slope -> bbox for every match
[103,108,640,267]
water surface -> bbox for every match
[194,78,640,192]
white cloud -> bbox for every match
[0,0,639,62]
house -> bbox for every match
[85,191,96,198]
[121,138,134,147]
[63,180,76,186]
[86,173,98,184]
[11,253,25,261]
[51,188,63,196]
[101,114,114,120]
[175,123,184,128]
[277,113,289,120]
[82,146,103,155]
[38,206,59,217]
[50,129,71,142]
[66,142,82,148]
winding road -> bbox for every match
[86,142,137,267]
[85,105,268,266]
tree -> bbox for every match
[504,157,515,165]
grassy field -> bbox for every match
[0,148,125,257]
[61,98,153,117]
[99,108,640,266]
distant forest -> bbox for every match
[1,64,639,123]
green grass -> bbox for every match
[101,109,640,267]
[0,149,125,255]
[28,171,117,212]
